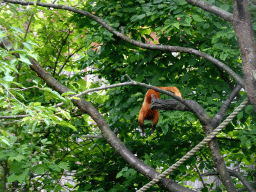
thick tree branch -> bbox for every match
[150,83,243,128]
[203,170,256,192]
[3,0,244,87]
[150,97,209,125]
[186,0,233,22]
[205,135,237,191]
[228,169,256,192]
[211,84,242,127]
[233,0,256,111]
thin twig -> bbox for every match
[1,83,27,108]
[195,164,207,189]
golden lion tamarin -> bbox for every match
[138,87,182,134]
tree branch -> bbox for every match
[58,45,85,76]
[233,0,256,111]
[186,0,233,22]
[53,29,71,77]
[83,135,102,139]
[211,84,242,127]
[150,96,209,125]
[202,169,256,192]
[3,0,244,87]
[0,115,29,119]
[195,164,207,189]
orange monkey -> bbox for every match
[138,87,182,134]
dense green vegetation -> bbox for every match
[0,0,256,191]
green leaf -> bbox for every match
[83,184,92,191]
[173,22,180,29]
[0,130,10,137]
[59,110,71,120]
[0,136,10,146]
[237,111,243,120]
[220,4,230,11]
[42,88,63,100]
[27,53,38,61]
[192,15,204,22]
[22,42,33,51]
[33,165,45,174]
[11,27,24,34]
[31,120,38,134]
[41,138,48,144]
[181,73,189,82]
[69,96,80,100]
[0,30,7,38]
[19,54,31,65]
[3,75,14,82]
[245,105,253,114]
[17,168,29,183]
[161,124,169,134]
[11,81,24,88]
[8,174,18,183]
[58,121,77,131]
[61,91,76,97]
[10,90,25,100]
[174,0,187,5]
[131,14,146,22]
[59,162,69,169]
[26,40,39,47]
[130,106,140,116]
[116,171,122,178]
[199,162,205,170]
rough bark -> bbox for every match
[233,0,256,111]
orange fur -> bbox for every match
[138,87,182,134]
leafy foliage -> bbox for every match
[0,0,256,191]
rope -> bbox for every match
[137,98,249,192]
